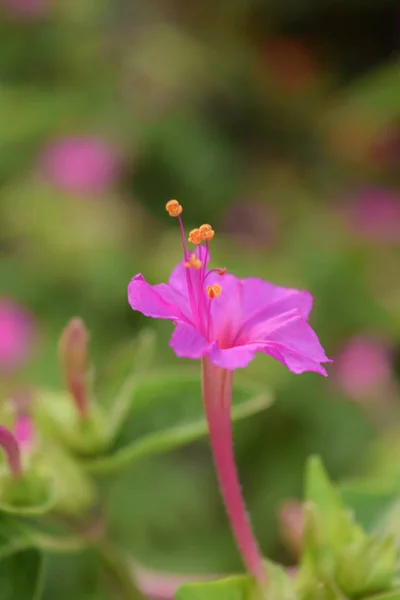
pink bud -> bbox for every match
[334,336,392,401]
[0,298,35,375]
[278,500,304,556]
[0,425,22,477]
[39,135,120,196]
[58,318,90,418]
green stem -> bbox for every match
[96,541,146,600]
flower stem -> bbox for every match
[201,358,266,586]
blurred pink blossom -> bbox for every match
[0,298,35,374]
[1,0,49,17]
[221,201,277,248]
[40,135,120,196]
[346,189,400,245]
[334,336,392,401]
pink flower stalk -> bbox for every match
[0,425,22,477]
[14,415,34,452]
[346,188,400,245]
[334,336,392,401]
[1,0,49,17]
[40,135,120,196]
[127,200,330,586]
[0,298,35,375]
[11,390,35,452]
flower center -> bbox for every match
[165,200,225,340]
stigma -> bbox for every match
[206,284,222,299]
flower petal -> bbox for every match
[257,311,331,376]
[208,343,258,370]
[169,322,213,359]
[128,274,191,323]
[241,278,313,320]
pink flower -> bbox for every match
[40,135,120,196]
[334,336,392,400]
[127,201,330,588]
[1,0,49,17]
[347,188,400,245]
[128,207,329,375]
[0,298,35,374]
[221,200,277,249]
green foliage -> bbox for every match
[84,371,272,474]
[297,457,398,599]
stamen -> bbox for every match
[199,224,215,241]
[166,201,199,325]
[188,228,202,245]
[206,284,222,299]
[204,267,227,283]
[165,199,182,217]
[184,253,202,270]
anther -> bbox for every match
[206,284,222,299]
[199,224,215,241]
[188,228,202,245]
[184,253,202,270]
[165,200,183,217]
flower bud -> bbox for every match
[0,424,22,477]
[58,318,90,419]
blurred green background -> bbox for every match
[1,0,400,589]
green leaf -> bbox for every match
[301,457,397,598]
[176,574,255,600]
[339,478,399,531]
[0,515,44,600]
[98,328,158,438]
[367,593,400,600]
[304,456,346,542]
[0,548,43,600]
[176,561,296,600]
[83,370,273,474]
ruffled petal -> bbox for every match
[128,274,191,323]
[254,310,331,376]
[169,322,213,359]
[208,343,258,370]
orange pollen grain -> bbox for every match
[184,253,202,270]
[188,228,202,245]
[165,199,182,217]
[206,284,222,299]
[199,223,215,241]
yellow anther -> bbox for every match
[165,199,182,217]
[184,253,202,270]
[206,284,222,299]
[188,228,202,245]
[199,223,215,241]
